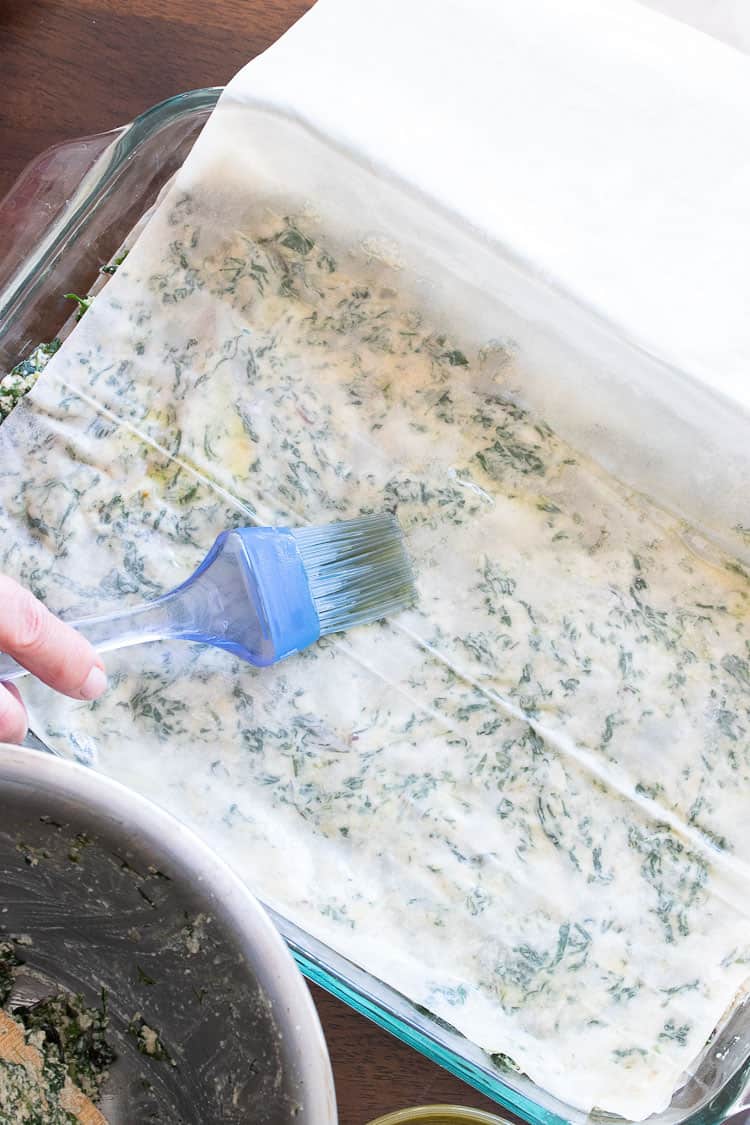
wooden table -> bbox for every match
[0,2,510,1122]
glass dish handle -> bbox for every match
[721,1064,750,1125]
[723,1098,750,1124]
[0,127,124,293]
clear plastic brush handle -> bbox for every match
[0,529,321,682]
[0,590,199,682]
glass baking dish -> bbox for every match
[2,89,750,1125]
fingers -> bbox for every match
[0,576,107,701]
[0,682,28,743]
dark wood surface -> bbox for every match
[0,3,509,1122]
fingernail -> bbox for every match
[79,665,107,701]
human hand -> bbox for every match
[0,576,107,743]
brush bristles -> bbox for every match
[292,513,416,635]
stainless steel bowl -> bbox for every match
[0,743,336,1123]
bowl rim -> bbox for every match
[0,741,337,1124]
[366,1104,514,1125]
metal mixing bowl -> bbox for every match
[0,743,336,1124]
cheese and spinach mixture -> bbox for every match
[0,943,115,1123]
[1,191,749,1120]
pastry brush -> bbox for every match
[0,513,415,680]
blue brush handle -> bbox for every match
[0,529,322,682]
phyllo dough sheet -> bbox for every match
[1,185,750,1119]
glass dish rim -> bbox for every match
[2,85,749,1125]
[0,87,222,340]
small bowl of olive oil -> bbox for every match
[367,1105,515,1125]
